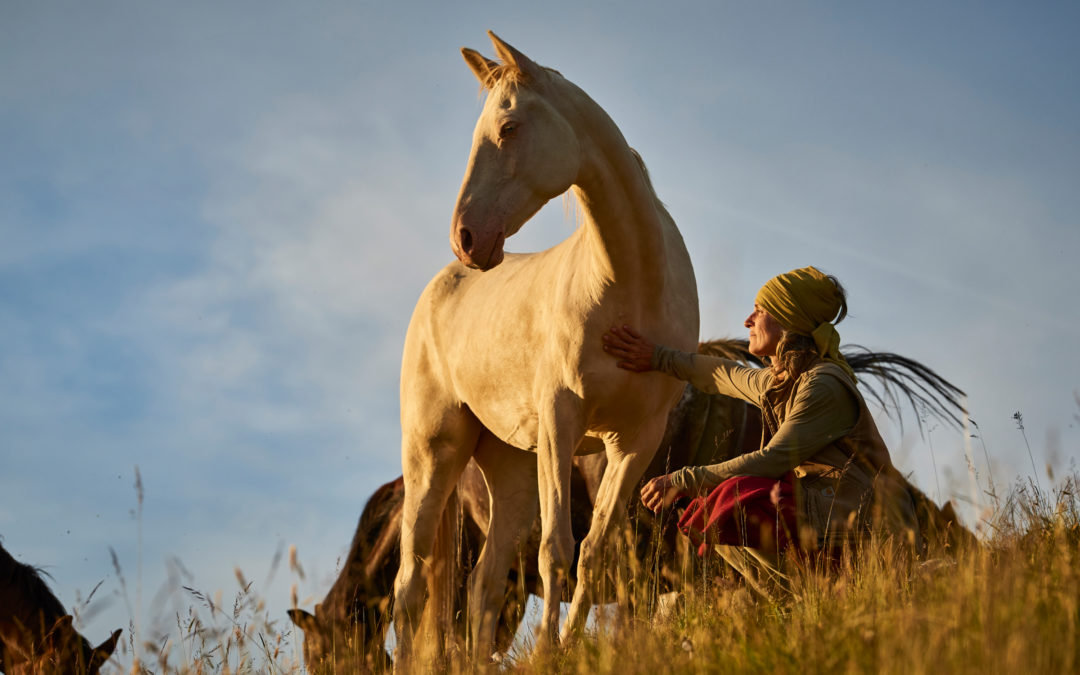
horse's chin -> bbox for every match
[476,247,505,270]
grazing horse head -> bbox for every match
[451,32,583,270]
[0,543,121,675]
[3,616,121,675]
[287,478,405,670]
[287,603,390,673]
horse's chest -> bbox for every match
[459,386,540,450]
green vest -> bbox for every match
[762,362,923,553]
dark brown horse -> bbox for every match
[287,478,405,671]
[0,542,121,675]
[289,339,972,669]
[287,460,596,671]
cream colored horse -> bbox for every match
[392,32,698,661]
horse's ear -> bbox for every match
[487,31,543,81]
[89,629,122,671]
[462,48,498,87]
[288,608,319,632]
[48,614,76,637]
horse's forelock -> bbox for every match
[479,63,562,92]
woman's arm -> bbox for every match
[603,325,770,403]
[652,345,768,405]
[667,372,859,494]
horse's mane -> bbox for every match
[341,477,404,585]
[0,542,68,623]
[698,337,967,433]
[353,477,404,550]
[478,59,666,219]
[628,147,668,207]
[321,477,404,620]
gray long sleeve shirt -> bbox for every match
[652,346,859,495]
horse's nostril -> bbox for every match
[460,228,473,254]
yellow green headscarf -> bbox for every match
[754,266,856,382]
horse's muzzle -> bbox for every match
[451,220,505,270]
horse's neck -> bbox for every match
[568,104,673,299]
[0,550,64,627]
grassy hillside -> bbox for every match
[102,473,1078,674]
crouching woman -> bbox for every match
[602,266,922,594]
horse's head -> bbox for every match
[451,32,583,270]
[288,601,391,671]
[3,616,121,675]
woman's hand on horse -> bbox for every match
[602,324,655,372]
[640,474,682,513]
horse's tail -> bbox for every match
[698,337,968,432]
[841,345,969,433]
[698,337,760,365]
[422,484,464,661]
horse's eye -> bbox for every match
[498,122,517,140]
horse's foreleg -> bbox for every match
[392,425,477,665]
[467,435,538,662]
[560,425,665,643]
[535,390,584,650]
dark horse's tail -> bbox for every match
[843,344,968,432]
[698,338,968,432]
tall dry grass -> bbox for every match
[509,474,1079,675]
[97,465,1078,674]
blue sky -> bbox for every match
[2,1,1078,668]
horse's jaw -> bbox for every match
[451,188,544,270]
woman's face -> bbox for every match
[745,304,784,357]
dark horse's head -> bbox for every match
[287,478,404,671]
[0,543,122,674]
[1,616,121,675]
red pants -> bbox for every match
[677,474,799,557]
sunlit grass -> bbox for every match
[99,464,1079,674]
[509,475,1079,675]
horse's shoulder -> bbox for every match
[424,261,473,296]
